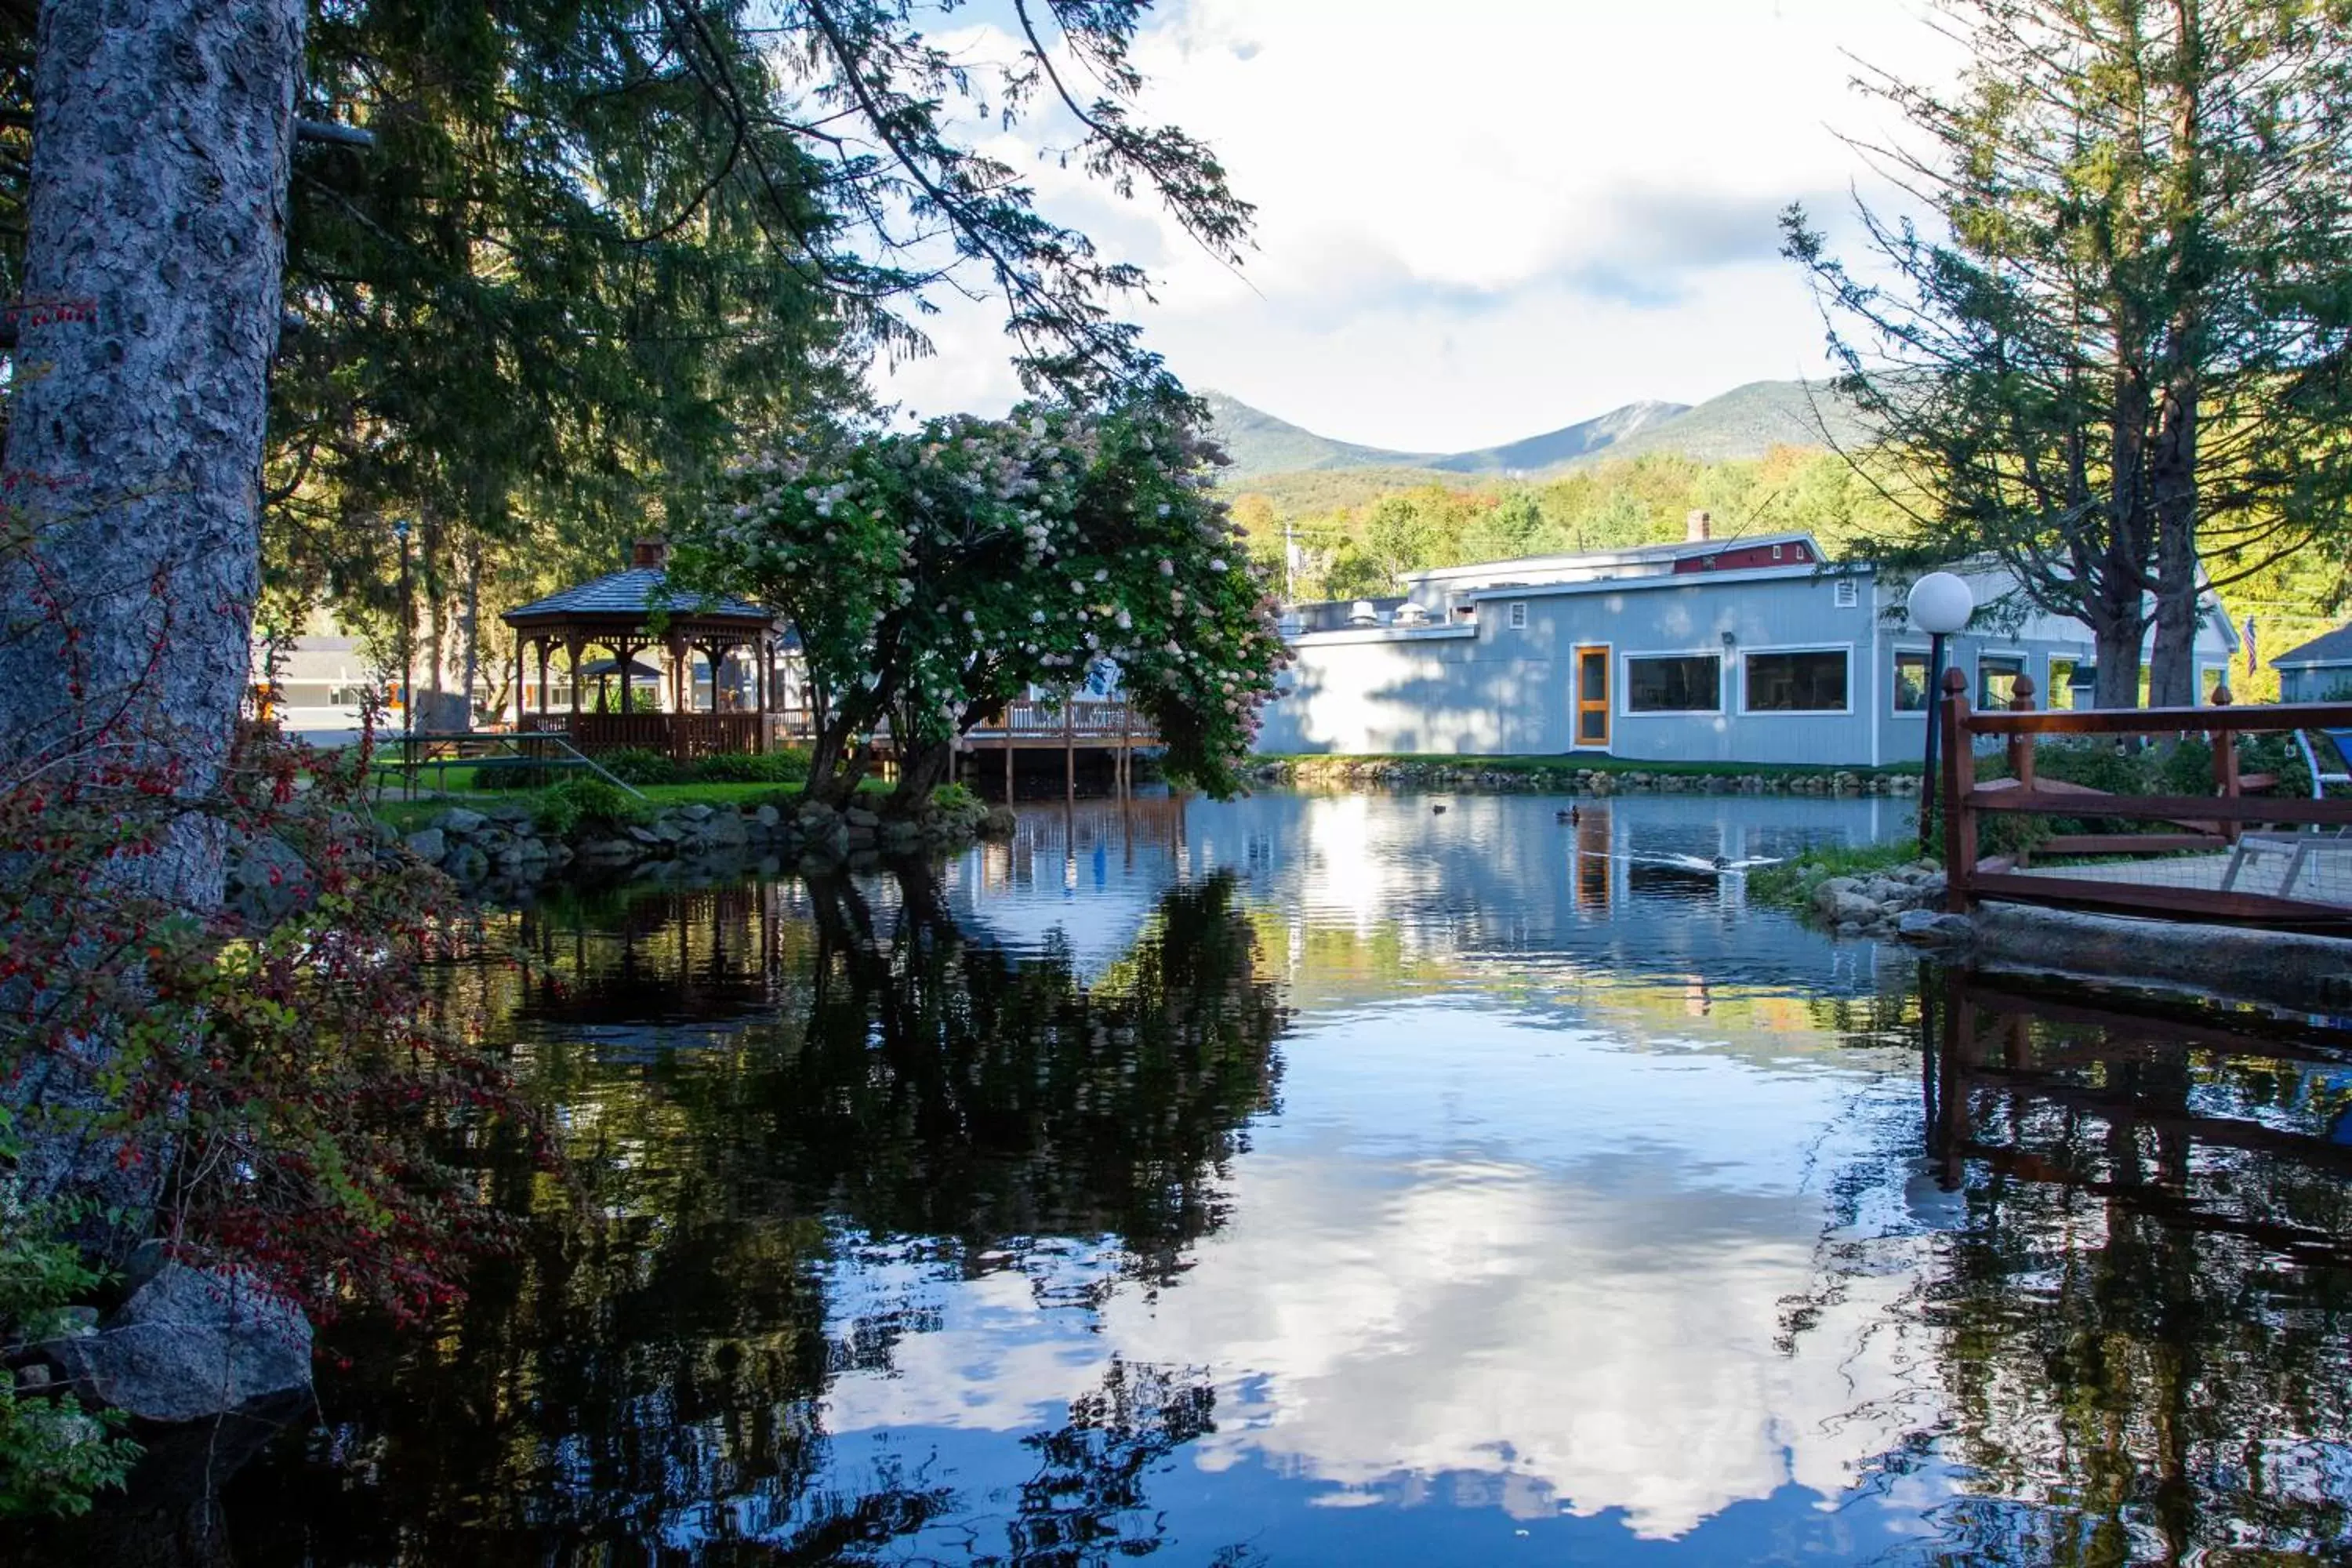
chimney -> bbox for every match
[1685,509,1711,543]
[631,537,670,571]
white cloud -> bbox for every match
[874,0,1962,451]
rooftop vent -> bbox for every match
[1685,509,1712,543]
[1348,600,1380,627]
[632,537,671,570]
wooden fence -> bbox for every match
[521,710,763,760]
[1938,668,2352,929]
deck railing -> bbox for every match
[968,699,1157,743]
[521,710,763,760]
[1938,668,2352,928]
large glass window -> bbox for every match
[1979,655,2025,710]
[1893,651,1931,712]
[1626,655,1721,713]
[1744,650,1849,713]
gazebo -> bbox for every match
[503,538,786,758]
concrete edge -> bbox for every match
[1970,902,2352,1016]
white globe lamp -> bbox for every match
[1907,572,1974,637]
[1905,572,1974,848]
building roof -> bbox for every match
[1402,532,1828,590]
[502,567,774,627]
[2274,623,2352,669]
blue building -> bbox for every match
[1256,520,2241,767]
[2273,624,2352,703]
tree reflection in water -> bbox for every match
[196,866,1283,1567]
[1881,971,2352,1566]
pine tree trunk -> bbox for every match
[0,0,306,906]
[460,543,481,729]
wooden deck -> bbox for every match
[1937,673,2352,931]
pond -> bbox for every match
[42,791,2352,1566]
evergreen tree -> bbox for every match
[1786,0,2352,707]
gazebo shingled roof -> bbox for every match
[499,539,788,757]
[503,566,773,626]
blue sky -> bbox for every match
[877,0,1960,452]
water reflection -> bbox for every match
[16,790,2352,1567]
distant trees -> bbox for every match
[1240,447,1900,601]
[1786,0,2352,708]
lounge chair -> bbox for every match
[2220,729,2352,898]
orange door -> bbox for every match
[1575,645,1610,749]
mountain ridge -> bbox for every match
[1203,380,1865,486]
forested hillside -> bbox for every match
[1206,379,1864,485]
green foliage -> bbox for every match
[687,390,1286,799]
[684,749,809,785]
[0,1189,137,1519]
[596,749,685,787]
[1785,0,2352,708]
[532,777,644,837]
[930,782,980,814]
[1746,840,1929,910]
[1236,447,1903,601]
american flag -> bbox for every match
[2245,614,2259,675]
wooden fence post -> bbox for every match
[2209,684,2241,844]
[2005,673,2038,866]
[1940,666,1975,913]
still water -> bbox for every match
[71,793,2352,1563]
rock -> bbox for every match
[438,807,488,837]
[626,825,664,846]
[230,836,311,921]
[650,817,688,844]
[754,804,782,828]
[844,807,881,829]
[441,844,489,884]
[1896,909,1976,946]
[680,804,715,822]
[1828,891,1882,927]
[844,826,877,851]
[402,827,446,864]
[48,1263,311,1424]
[15,1363,51,1391]
[706,812,750,847]
[1812,877,1860,916]
[980,806,1018,840]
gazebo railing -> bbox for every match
[521,711,762,760]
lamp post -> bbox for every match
[394,517,414,734]
[1908,572,1974,849]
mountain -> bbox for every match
[1204,380,1864,487]
[1196,390,1439,478]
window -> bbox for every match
[1771,544,1784,560]
[1834,579,1860,608]
[2049,658,2082,710]
[1626,654,1722,713]
[1744,649,1849,713]
[1979,655,2025,710]
[1893,651,1931,712]
[1508,601,1527,630]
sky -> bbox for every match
[876,0,1964,454]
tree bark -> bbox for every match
[891,737,953,812]
[459,540,481,728]
[0,0,306,905]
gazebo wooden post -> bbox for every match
[617,641,633,715]
[535,641,551,719]
[753,637,769,753]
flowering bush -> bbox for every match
[0,717,540,1334]
[682,388,1288,800]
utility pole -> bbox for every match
[1283,516,1296,604]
